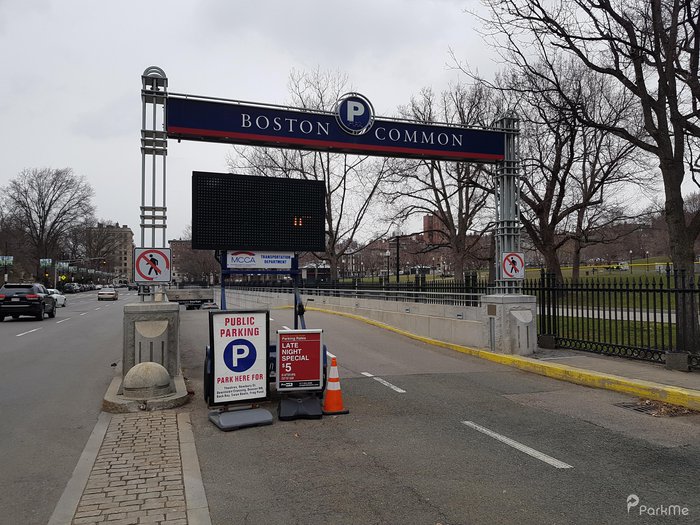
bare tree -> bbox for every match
[479,0,700,275]
[383,84,498,282]
[463,59,652,282]
[227,69,391,279]
[474,0,700,359]
[2,168,95,275]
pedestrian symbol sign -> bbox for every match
[501,252,525,280]
[134,248,171,283]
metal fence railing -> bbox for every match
[226,271,699,370]
[523,271,700,370]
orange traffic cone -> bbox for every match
[323,357,349,415]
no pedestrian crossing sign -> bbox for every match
[501,252,525,280]
[134,248,171,283]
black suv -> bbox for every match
[0,283,57,321]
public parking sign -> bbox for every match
[276,329,324,392]
[209,310,269,406]
[134,247,171,283]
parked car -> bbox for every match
[63,283,79,293]
[201,302,219,310]
[97,287,119,301]
[47,288,67,307]
[0,282,57,321]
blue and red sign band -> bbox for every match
[166,96,505,162]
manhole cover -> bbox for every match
[614,399,698,417]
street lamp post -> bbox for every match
[629,250,633,273]
[385,250,390,284]
[645,251,649,272]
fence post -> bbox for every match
[666,269,691,370]
[538,271,558,349]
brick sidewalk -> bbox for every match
[71,412,187,525]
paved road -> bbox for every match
[0,290,137,525]
[3,297,699,524]
[178,308,700,524]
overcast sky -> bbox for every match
[0,0,496,245]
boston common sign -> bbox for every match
[165,92,505,162]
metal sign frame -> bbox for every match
[140,66,522,299]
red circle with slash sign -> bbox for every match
[136,249,170,281]
[502,252,525,279]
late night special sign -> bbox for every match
[166,93,505,162]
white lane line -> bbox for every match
[17,328,41,337]
[282,325,291,330]
[80,312,88,316]
[56,318,71,324]
[94,307,101,310]
[361,372,406,393]
[461,421,573,469]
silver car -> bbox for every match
[97,287,119,301]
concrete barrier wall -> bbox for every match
[224,289,486,349]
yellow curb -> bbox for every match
[306,306,700,411]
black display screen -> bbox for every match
[191,172,326,251]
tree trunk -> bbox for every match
[662,160,698,355]
[542,248,564,283]
[571,238,582,284]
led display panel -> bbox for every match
[192,172,326,251]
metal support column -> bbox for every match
[494,114,521,293]
[140,67,168,300]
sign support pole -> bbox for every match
[494,114,522,293]
[140,67,169,301]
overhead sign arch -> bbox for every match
[165,93,505,162]
[140,66,521,292]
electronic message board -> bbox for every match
[192,172,325,251]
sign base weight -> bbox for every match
[208,408,273,431]
[278,396,323,421]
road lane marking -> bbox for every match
[461,421,573,469]
[56,318,71,324]
[80,312,88,316]
[282,325,291,330]
[17,328,42,337]
[361,372,406,393]
[95,307,101,310]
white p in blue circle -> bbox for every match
[223,339,257,372]
[336,93,374,135]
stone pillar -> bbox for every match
[481,295,536,355]
[123,302,180,378]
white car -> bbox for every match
[97,287,119,301]
[47,288,67,307]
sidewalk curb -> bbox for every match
[47,412,111,525]
[179,413,213,525]
[307,306,700,411]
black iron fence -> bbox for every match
[523,271,700,370]
[227,271,699,370]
